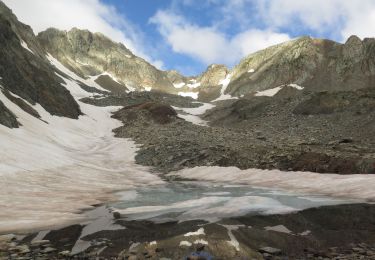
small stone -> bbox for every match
[58,250,71,256]
[113,211,121,219]
[262,253,271,257]
[352,247,366,254]
[259,246,282,255]
[16,245,30,254]
[42,247,56,253]
[31,240,50,246]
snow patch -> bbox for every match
[255,86,283,97]
[299,230,311,236]
[203,192,231,196]
[212,73,237,101]
[184,228,205,237]
[47,54,109,95]
[177,113,208,126]
[255,84,304,97]
[265,225,293,234]
[194,239,208,245]
[172,102,215,126]
[288,83,304,90]
[179,241,192,247]
[186,81,201,89]
[0,56,163,233]
[170,166,375,201]
[76,60,90,66]
[178,91,198,99]
[177,103,215,116]
[20,40,34,54]
[173,82,185,89]
[221,225,245,251]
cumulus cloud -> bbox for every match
[175,0,375,41]
[256,0,375,40]
[2,0,164,68]
[150,10,290,65]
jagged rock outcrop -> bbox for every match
[0,99,19,128]
[0,1,81,123]
[198,64,229,87]
[165,70,188,85]
[196,64,229,101]
[37,28,177,93]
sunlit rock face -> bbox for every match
[37,27,177,93]
[226,36,375,96]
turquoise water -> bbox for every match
[110,181,353,222]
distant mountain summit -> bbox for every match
[37,27,178,94]
[226,36,375,96]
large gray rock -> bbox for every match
[0,99,19,128]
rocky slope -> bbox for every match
[37,27,177,93]
[226,36,375,97]
[0,1,81,126]
[100,91,374,175]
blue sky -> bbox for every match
[4,0,375,76]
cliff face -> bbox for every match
[37,28,177,93]
[0,1,81,125]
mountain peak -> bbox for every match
[37,27,175,93]
[345,35,362,45]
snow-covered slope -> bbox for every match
[0,56,163,233]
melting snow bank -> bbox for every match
[178,91,198,99]
[212,74,238,102]
[173,102,215,126]
[169,166,375,201]
[0,55,163,233]
[255,83,304,97]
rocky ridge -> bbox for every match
[0,1,81,125]
[37,27,177,94]
[226,36,375,97]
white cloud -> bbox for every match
[174,0,375,42]
[256,0,375,40]
[150,10,290,65]
[2,0,164,68]
[232,30,290,57]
